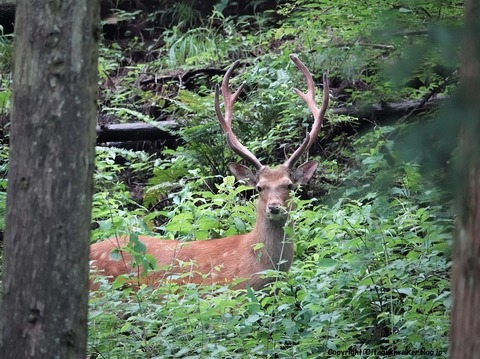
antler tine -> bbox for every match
[284,54,329,169]
[215,61,263,170]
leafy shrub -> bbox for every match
[92,147,154,242]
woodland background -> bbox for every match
[0,0,462,357]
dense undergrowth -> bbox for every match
[89,122,452,358]
[0,0,460,357]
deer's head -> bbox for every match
[215,55,329,224]
[228,162,317,222]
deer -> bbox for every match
[90,54,329,291]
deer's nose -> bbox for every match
[268,203,282,214]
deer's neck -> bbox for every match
[250,215,294,272]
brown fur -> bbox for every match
[90,163,317,291]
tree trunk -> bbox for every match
[0,0,99,358]
[450,0,480,356]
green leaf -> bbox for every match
[317,258,338,268]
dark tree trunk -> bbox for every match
[450,0,480,356]
[0,0,99,358]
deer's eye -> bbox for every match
[287,183,294,190]
[256,185,263,193]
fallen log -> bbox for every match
[96,119,177,143]
[0,96,447,148]
[331,95,447,118]
[139,67,225,88]
[94,95,446,148]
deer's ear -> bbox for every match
[293,160,318,185]
[228,163,257,186]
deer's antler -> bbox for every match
[284,54,329,169]
[215,60,263,170]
